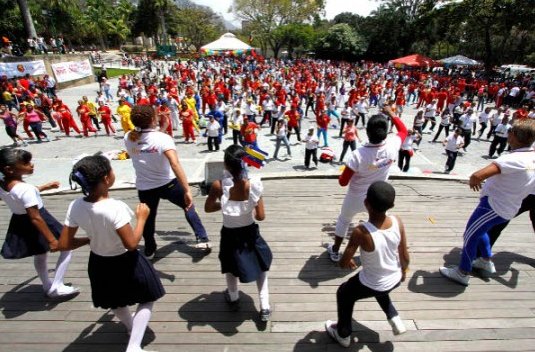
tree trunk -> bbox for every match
[159,8,167,45]
[99,33,107,52]
[17,0,37,39]
[484,23,493,72]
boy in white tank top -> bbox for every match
[325,181,410,347]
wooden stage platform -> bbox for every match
[0,178,534,351]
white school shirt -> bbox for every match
[444,133,464,152]
[459,113,475,130]
[359,216,402,291]
[206,120,220,137]
[346,134,402,197]
[481,148,535,220]
[424,103,437,118]
[221,176,263,228]
[401,135,416,151]
[479,111,490,124]
[304,134,319,150]
[491,113,503,126]
[0,182,43,215]
[124,130,176,190]
[64,198,132,257]
[494,123,511,138]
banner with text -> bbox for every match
[51,59,93,83]
[0,60,46,78]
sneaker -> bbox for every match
[327,244,340,262]
[260,309,271,322]
[325,320,351,348]
[224,289,240,311]
[144,243,157,260]
[472,258,496,274]
[439,266,469,286]
[47,285,80,298]
[388,315,407,335]
[195,238,212,250]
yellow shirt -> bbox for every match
[86,101,97,116]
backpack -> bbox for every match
[319,147,336,163]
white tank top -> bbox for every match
[359,216,402,291]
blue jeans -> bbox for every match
[138,179,208,252]
[459,196,507,272]
[274,135,291,158]
[317,128,328,147]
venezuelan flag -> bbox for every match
[244,145,268,169]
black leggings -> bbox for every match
[336,273,399,338]
[432,125,449,142]
[398,149,412,172]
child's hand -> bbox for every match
[340,258,357,270]
[48,239,59,252]
[48,181,60,189]
[136,203,150,220]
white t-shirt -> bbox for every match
[124,130,176,190]
[359,216,402,291]
[459,113,475,130]
[0,182,43,215]
[444,133,464,152]
[425,103,437,118]
[494,123,511,138]
[479,111,490,124]
[64,198,132,257]
[401,135,416,151]
[304,134,319,150]
[346,134,402,197]
[482,148,535,219]
[206,120,220,137]
[221,176,263,228]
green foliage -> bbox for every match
[315,23,366,61]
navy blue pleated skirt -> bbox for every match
[1,208,61,259]
[88,250,165,309]
[219,223,273,283]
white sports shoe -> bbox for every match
[439,266,469,286]
[327,244,340,262]
[472,258,496,274]
[388,315,407,335]
[325,320,351,347]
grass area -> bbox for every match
[93,67,139,78]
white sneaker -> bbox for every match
[47,284,80,298]
[388,315,407,335]
[439,266,469,286]
[325,320,351,347]
[472,258,496,274]
[327,244,340,262]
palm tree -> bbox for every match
[17,0,37,39]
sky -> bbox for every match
[190,0,379,27]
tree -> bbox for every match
[232,0,325,55]
[315,23,366,61]
[271,23,316,58]
[171,7,224,50]
[332,12,363,32]
[16,0,37,39]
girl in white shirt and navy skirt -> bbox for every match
[59,155,165,352]
[0,148,77,298]
[204,145,273,322]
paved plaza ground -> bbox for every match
[0,77,502,192]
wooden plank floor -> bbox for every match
[0,178,534,352]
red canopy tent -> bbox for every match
[388,54,437,67]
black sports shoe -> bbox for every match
[224,289,240,311]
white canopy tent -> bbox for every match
[200,33,251,52]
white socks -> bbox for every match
[33,251,72,294]
[50,251,73,293]
[225,272,271,310]
[114,302,154,352]
[256,272,270,311]
[225,273,240,301]
[33,253,52,292]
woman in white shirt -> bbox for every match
[124,105,210,259]
[204,145,273,322]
